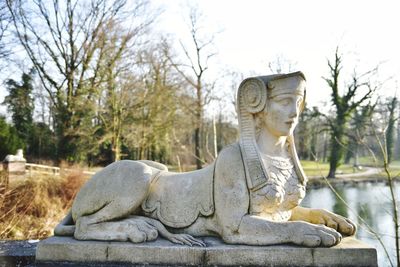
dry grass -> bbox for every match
[0,170,88,240]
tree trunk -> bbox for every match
[195,80,203,170]
[310,129,318,160]
[55,104,73,162]
[327,117,346,178]
[112,136,120,162]
[213,116,218,158]
[396,108,400,160]
[353,144,359,167]
[194,126,202,169]
[322,132,328,163]
[327,145,338,178]
[344,142,353,164]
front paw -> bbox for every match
[290,221,342,247]
[309,209,356,236]
[166,233,205,247]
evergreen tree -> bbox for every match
[2,70,35,152]
[0,116,24,160]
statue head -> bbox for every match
[237,71,307,191]
[255,73,306,138]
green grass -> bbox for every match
[355,157,400,178]
[356,157,400,167]
[378,164,400,179]
[301,158,400,179]
[300,160,362,177]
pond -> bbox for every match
[302,181,400,267]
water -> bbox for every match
[302,181,400,267]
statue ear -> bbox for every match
[239,78,267,114]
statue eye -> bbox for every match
[276,98,291,106]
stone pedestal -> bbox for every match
[35,236,377,267]
[3,160,26,183]
[4,160,25,173]
[3,149,27,183]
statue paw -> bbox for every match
[291,221,342,247]
[167,234,205,247]
[309,209,356,236]
[125,218,159,243]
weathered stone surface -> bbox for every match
[35,236,108,262]
[0,240,37,267]
[35,236,377,266]
[108,239,205,266]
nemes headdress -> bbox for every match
[236,71,307,191]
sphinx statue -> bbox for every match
[55,71,356,247]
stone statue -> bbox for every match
[55,71,356,247]
[3,149,26,162]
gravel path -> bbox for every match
[308,166,382,180]
[335,166,382,178]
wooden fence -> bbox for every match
[25,163,95,177]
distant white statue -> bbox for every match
[55,72,356,247]
[4,149,26,162]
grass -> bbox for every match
[0,170,88,240]
[355,157,400,179]
[300,160,362,177]
[377,165,400,179]
[301,159,400,182]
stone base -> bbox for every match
[0,240,37,267]
[3,161,26,173]
[35,236,377,267]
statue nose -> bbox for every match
[289,107,298,118]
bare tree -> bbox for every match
[86,18,149,162]
[6,0,154,161]
[0,0,13,61]
[112,39,187,164]
[267,54,297,74]
[168,6,218,169]
[344,103,375,167]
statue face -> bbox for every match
[264,79,305,137]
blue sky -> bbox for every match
[1,0,399,117]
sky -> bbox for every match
[150,0,400,112]
[1,0,399,116]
